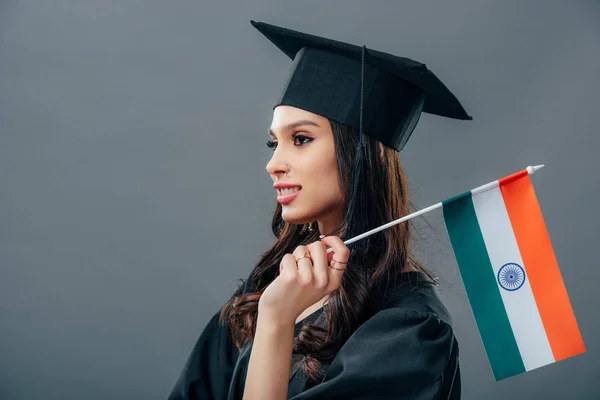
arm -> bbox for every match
[242,314,295,400]
[242,236,350,400]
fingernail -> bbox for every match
[319,235,325,239]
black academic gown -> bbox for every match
[167,271,461,400]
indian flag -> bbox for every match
[442,167,586,381]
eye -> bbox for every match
[266,140,276,150]
[292,133,313,146]
[265,134,313,152]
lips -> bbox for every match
[277,188,301,205]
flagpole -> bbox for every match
[326,164,545,253]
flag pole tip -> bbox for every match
[528,164,545,174]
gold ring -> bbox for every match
[294,251,311,263]
[328,259,346,271]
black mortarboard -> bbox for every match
[250,20,471,152]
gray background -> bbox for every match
[1,1,598,399]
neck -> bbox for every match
[316,211,344,237]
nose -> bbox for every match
[265,155,288,177]
[266,144,291,178]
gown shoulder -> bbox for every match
[167,272,254,400]
[288,271,460,400]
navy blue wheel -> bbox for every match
[497,263,526,291]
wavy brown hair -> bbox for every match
[219,119,432,382]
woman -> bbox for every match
[168,20,471,400]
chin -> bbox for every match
[280,209,313,225]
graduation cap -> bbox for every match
[251,20,471,252]
[250,20,471,152]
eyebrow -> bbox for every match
[268,120,320,138]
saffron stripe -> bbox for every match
[500,174,586,361]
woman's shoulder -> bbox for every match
[309,272,460,399]
[368,270,453,327]
[339,271,458,371]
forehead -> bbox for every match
[270,105,328,132]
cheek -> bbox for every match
[308,159,341,199]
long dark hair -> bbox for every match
[220,119,432,381]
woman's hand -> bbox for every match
[258,235,350,325]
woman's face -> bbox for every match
[266,106,344,232]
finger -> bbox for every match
[319,236,349,289]
[319,235,350,264]
[279,253,298,279]
[327,249,334,263]
[326,258,347,292]
[293,246,313,284]
[307,241,328,289]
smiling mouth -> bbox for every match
[277,187,302,196]
[276,187,302,205]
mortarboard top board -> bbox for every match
[251,20,472,151]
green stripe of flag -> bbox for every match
[443,192,525,380]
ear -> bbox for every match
[378,142,385,160]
